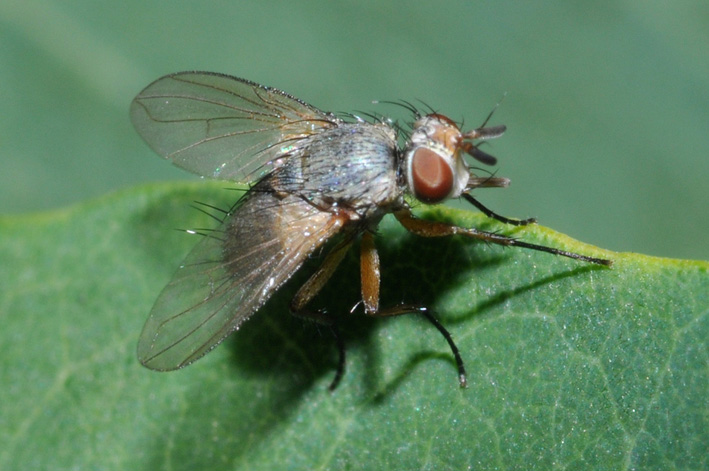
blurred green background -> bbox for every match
[1,0,707,260]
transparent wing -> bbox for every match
[130,71,341,182]
[138,188,345,370]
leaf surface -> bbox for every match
[1,182,706,470]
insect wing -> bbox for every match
[138,189,345,370]
[130,71,340,182]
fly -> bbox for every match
[131,71,612,390]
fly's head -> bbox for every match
[403,113,508,204]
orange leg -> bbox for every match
[360,232,380,314]
[359,230,468,388]
[290,240,351,315]
[394,208,612,266]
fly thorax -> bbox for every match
[283,123,399,207]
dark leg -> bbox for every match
[417,306,468,388]
[395,208,612,266]
[327,323,346,391]
[462,193,536,226]
[290,240,352,390]
[367,304,468,388]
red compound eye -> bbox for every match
[410,148,453,204]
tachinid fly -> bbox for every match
[131,71,612,390]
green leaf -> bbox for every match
[1,182,706,470]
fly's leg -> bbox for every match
[290,240,352,390]
[360,232,468,388]
[462,193,536,226]
[359,231,380,314]
[394,208,612,266]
